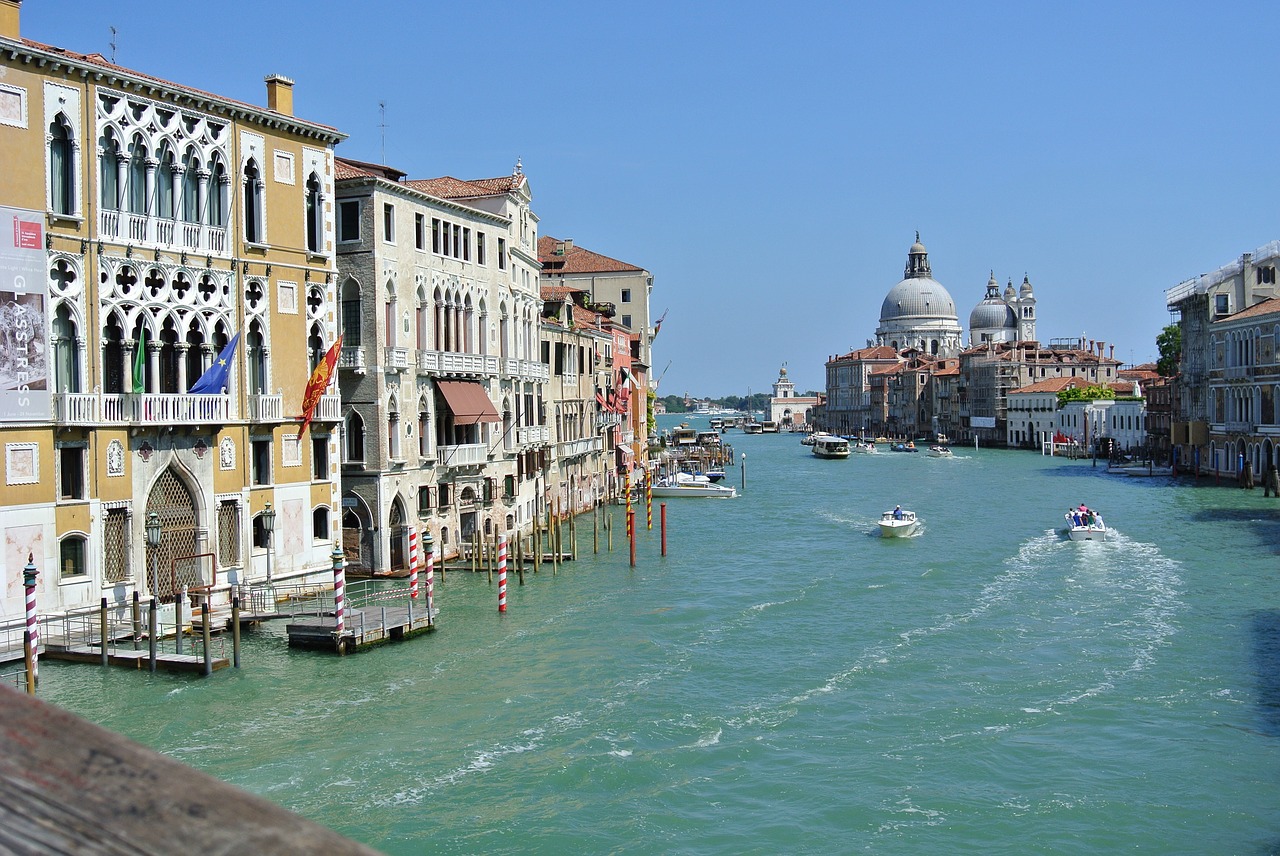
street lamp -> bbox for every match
[261,502,276,585]
[145,511,162,591]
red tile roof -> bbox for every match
[1009,377,1083,395]
[829,345,899,362]
[405,175,524,200]
[1223,296,1280,322]
[540,284,587,301]
[538,236,644,274]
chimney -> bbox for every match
[1109,344,1114,359]
[563,238,573,253]
[0,1,20,39]
[264,74,295,116]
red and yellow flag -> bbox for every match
[299,334,342,435]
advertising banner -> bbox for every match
[0,206,48,421]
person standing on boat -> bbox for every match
[893,505,904,520]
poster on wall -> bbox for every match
[0,206,48,421]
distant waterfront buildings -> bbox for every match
[767,365,820,429]
[819,235,1124,444]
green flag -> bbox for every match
[132,327,146,393]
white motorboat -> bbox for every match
[800,433,816,446]
[927,445,953,458]
[812,434,850,459]
[1064,509,1107,541]
[878,508,920,538]
[651,472,737,498]
[851,440,877,454]
[743,421,764,434]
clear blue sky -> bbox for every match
[24,1,1278,396]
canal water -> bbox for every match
[39,415,1280,854]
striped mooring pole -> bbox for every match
[331,541,346,646]
[424,532,435,624]
[23,553,38,690]
[497,534,508,614]
[408,528,420,600]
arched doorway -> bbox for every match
[388,498,408,572]
[341,492,373,574]
[145,467,200,601]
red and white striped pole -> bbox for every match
[408,528,419,600]
[331,542,346,642]
[424,532,435,624]
[23,553,38,688]
[497,534,508,614]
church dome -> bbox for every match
[969,299,1017,331]
[880,277,958,322]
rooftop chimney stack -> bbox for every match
[0,1,21,39]
[265,74,295,116]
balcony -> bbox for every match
[503,357,550,382]
[52,393,99,425]
[1225,420,1256,434]
[384,347,410,372]
[314,394,342,422]
[437,443,487,467]
[99,210,228,256]
[516,425,549,445]
[247,394,282,422]
[339,346,367,373]
[1224,366,1253,380]
[557,436,603,458]
[417,349,500,378]
[101,392,230,425]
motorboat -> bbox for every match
[800,433,816,446]
[878,508,920,538]
[651,472,737,498]
[851,440,877,454]
[927,445,952,458]
[811,434,850,459]
[890,441,918,452]
[1064,509,1107,541]
[743,421,764,434]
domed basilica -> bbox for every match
[874,234,963,357]
[873,234,1036,354]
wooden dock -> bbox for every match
[44,646,230,673]
[286,605,437,654]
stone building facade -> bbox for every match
[0,1,346,616]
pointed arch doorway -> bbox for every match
[145,467,201,601]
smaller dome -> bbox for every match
[1019,274,1033,297]
[1003,280,1016,300]
[970,301,1017,331]
[910,239,927,255]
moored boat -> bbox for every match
[878,507,920,537]
[651,472,737,498]
[811,434,850,459]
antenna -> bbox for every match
[109,26,117,63]
[378,101,388,164]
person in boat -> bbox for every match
[893,505,904,520]
[1069,509,1080,527]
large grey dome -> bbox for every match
[880,277,959,322]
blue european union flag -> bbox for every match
[189,332,240,394]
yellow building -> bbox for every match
[0,1,346,616]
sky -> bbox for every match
[23,1,1280,396]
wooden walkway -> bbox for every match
[286,605,437,654]
[45,646,230,673]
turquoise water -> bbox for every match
[40,416,1280,854]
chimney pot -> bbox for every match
[264,74,295,116]
[0,1,21,40]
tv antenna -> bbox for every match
[109,26,117,63]
[378,101,388,164]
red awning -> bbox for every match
[437,381,501,424]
